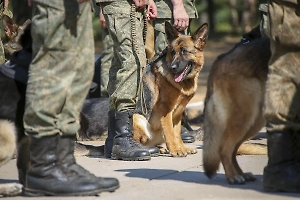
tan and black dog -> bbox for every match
[203,27,271,184]
[133,21,208,157]
[0,16,27,197]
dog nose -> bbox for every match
[171,63,177,71]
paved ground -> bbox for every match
[0,133,299,199]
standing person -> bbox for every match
[96,0,159,161]
[97,9,112,98]
[22,0,119,196]
[91,4,112,98]
[263,0,300,192]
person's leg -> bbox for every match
[102,2,158,160]
[263,1,300,192]
[23,1,119,196]
[153,18,169,54]
[100,28,113,97]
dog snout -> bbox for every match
[171,63,177,70]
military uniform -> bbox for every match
[96,0,147,111]
[93,4,112,98]
[263,0,300,192]
[264,0,300,132]
[96,0,158,161]
[99,27,113,97]
[153,0,198,53]
[24,0,94,138]
[21,0,119,196]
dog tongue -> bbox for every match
[174,72,184,82]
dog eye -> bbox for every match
[180,47,188,55]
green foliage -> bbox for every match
[93,16,103,41]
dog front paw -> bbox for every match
[242,172,256,182]
[185,147,197,154]
[168,146,188,157]
[227,175,246,185]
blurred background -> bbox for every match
[8,0,266,54]
[93,0,266,53]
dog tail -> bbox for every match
[0,120,17,167]
[237,143,267,155]
[202,87,225,179]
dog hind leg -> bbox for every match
[0,120,23,197]
[0,120,16,167]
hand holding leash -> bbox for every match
[147,0,157,20]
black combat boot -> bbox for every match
[57,135,119,190]
[104,110,117,158]
[181,126,195,143]
[181,112,195,143]
[263,132,300,192]
[17,136,30,185]
[105,110,158,160]
[24,134,119,196]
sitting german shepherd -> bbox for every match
[0,16,29,197]
[133,21,208,156]
[203,27,271,184]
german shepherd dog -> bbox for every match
[0,17,29,197]
[203,27,271,184]
[133,21,208,156]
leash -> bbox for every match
[130,4,147,54]
[139,47,168,116]
[130,3,150,115]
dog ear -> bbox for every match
[192,23,209,51]
[165,21,179,45]
[2,15,18,40]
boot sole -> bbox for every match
[264,185,300,193]
[150,153,159,157]
[182,139,195,143]
[107,152,158,158]
[23,184,120,197]
[111,154,151,161]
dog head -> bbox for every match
[2,16,31,60]
[165,21,208,82]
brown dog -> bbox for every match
[133,21,208,157]
[0,121,23,197]
[203,29,271,184]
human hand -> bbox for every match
[99,10,107,28]
[28,0,32,6]
[147,0,157,20]
[172,1,189,31]
[4,0,9,8]
[133,0,148,9]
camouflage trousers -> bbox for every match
[100,27,113,97]
[101,1,147,111]
[24,0,94,138]
[263,0,300,132]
